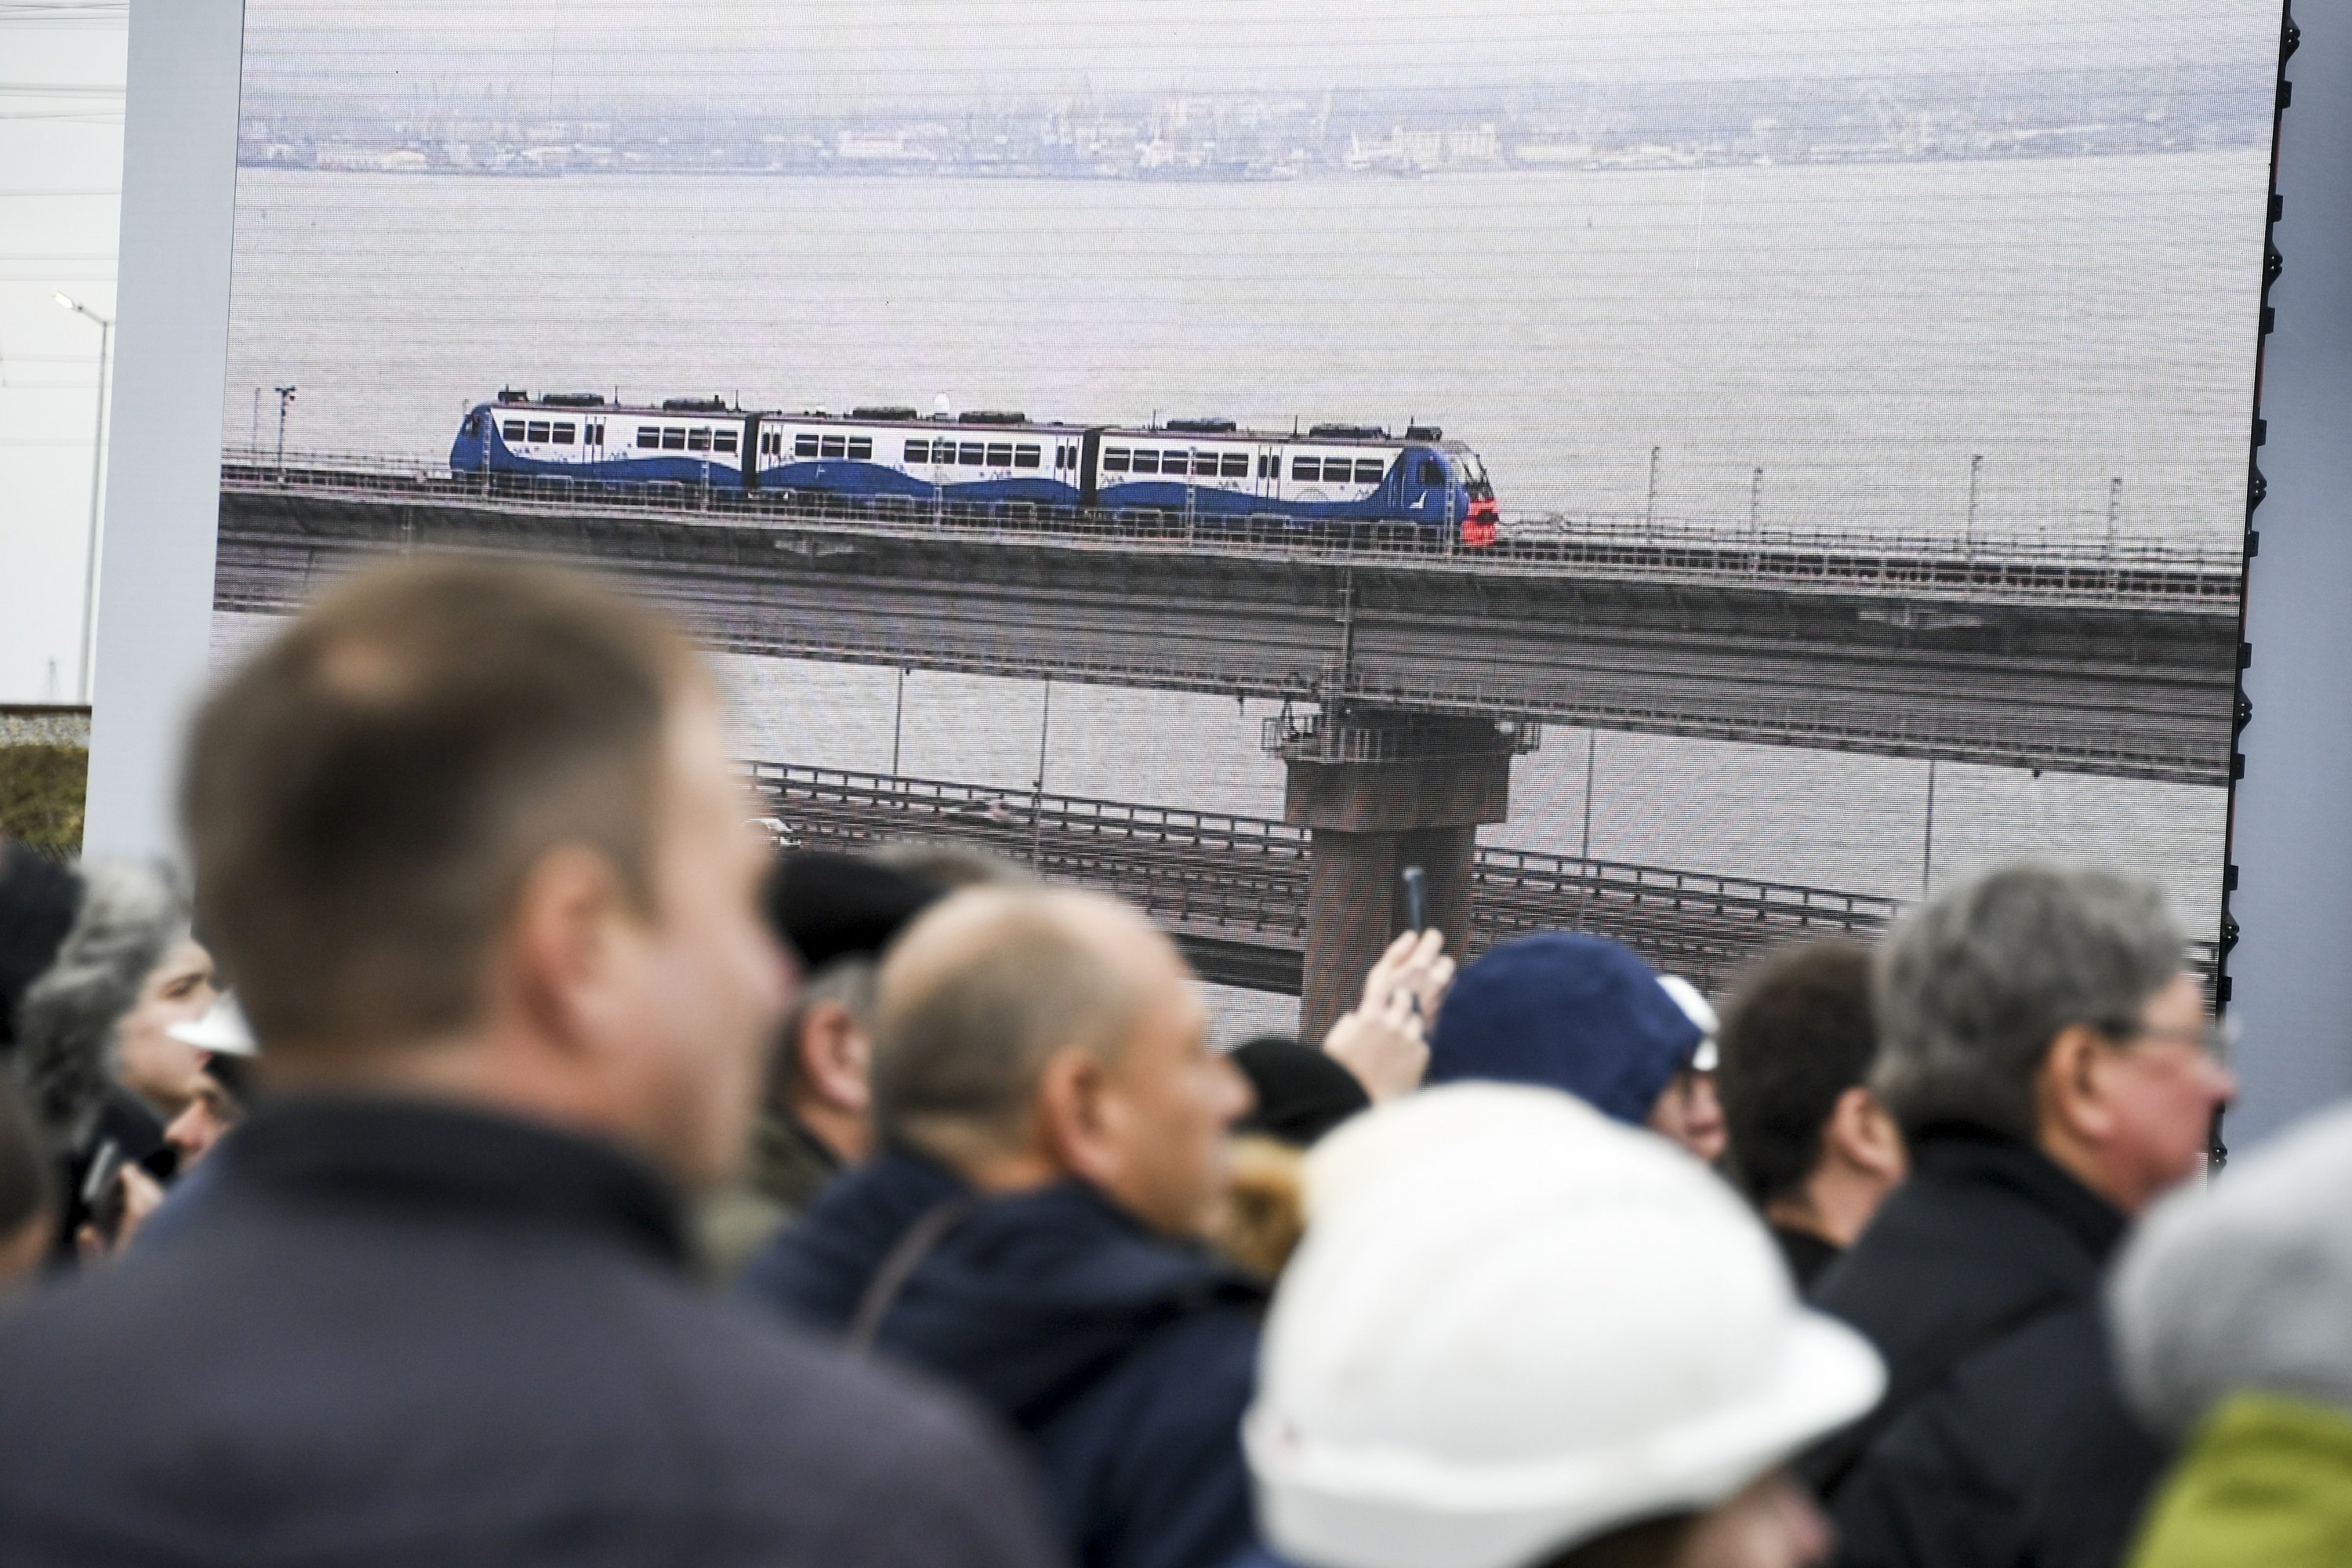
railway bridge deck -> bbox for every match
[217,456,2243,786]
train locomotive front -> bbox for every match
[453,393,1499,546]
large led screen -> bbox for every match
[210,0,2280,1040]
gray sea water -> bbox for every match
[213,155,2251,1036]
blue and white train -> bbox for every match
[449,390,1501,544]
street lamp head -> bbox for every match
[54,292,76,311]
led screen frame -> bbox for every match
[91,0,2344,1140]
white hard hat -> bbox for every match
[1657,974,1720,1073]
[1246,1084,1882,1568]
[168,992,256,1057]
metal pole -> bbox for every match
[1030,678,1052,872]
[1965,454,1982,552]
[1646,445,1660,528]
[67,308,112,705]
[2106,477,2122,557]
[275,385,296,481]
[1578,728,1599,909]
[1921,757,1938,898]
[891,666,906,775]
[251,387,260,450]
[1748,464,1764,573]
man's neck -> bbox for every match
[897,1122,1065,1196]
[1763,1160,1884,1250]
[787,1097,868,1167]
[2034,1126,2143,1218]
[259,1030,655,1179]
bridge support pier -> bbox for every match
[1274,710,1526,1044]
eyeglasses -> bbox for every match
[2101,1014,2239,1067]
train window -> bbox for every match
[688,429,712,452]
[848,437,873,459]
[587,423,604,445]
[637,426,659,448]
[1102,448,1130,472]
[1218,453,1247,477]
[552,423,576,445]
[794,434,818,458]
[905,440,929,463]
[713,430,738,453]
[1417,459,1444,485]
[1014,445,1041,468]
[985,442,1013,466]
[525,421,551,443]
[819,435,845,459]
[1292,457,1319,481]
[1354,459,1385,485]
[1131,450,1160,475]
[503,420,527,443]
[959,442,985,466]
[1184,453,1209,477]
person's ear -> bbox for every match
[797,1002,871,1114]
[1826,1085,1907,1180]
[2035,1022,2119,1147]
[504,844,633,1057]
[1033,1045,1116,1185]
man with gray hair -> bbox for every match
[742,885,1262,1568]
[1804,866,2235,1568]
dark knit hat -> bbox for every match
[1426,933,1702,1126]
[764,851,947,970]
[1230,1036,1372,1148]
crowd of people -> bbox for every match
[0,556,2332,1568]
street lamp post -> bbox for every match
[54,292,111,706]
[275,385,298,481]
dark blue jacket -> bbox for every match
[742,1145,1267,1568]
[0,1097,1064,1568]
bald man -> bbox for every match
[742,888,1262,1568]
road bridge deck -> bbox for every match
[741,761,2219,993]
[217,459,2242,785]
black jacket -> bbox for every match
[0,840,78,1050]
[1806,1126,2169,1568]
[742,1145,1267,1568]
[1772,1221,1842,1293]
[0,1097,1064,1568]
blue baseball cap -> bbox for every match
[1426,933,1704,1126]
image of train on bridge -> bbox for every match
[451,389,1503,546]
[205,0,2267,1041]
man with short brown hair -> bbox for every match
[0,560,1060,1568]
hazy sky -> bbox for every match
[0,13,123,704]
[242,0,2280,112]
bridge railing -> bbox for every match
[738,759,2220,987]
[222,446,2242,606]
